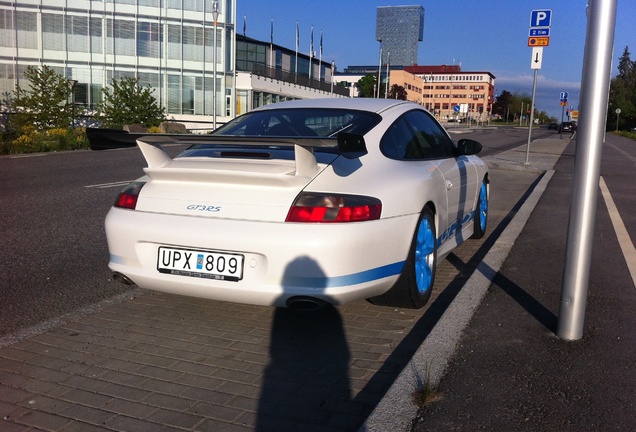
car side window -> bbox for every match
[380,110,455,160]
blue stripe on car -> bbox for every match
[283,261,405,288]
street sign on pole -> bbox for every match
[529,28,550,37]
[531,47,543,69]
[525,9,552,164]
[528,37,550,47]
[530,9,552,27]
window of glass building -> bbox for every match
[137,22,162,58]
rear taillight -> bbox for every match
[114,180,146,210]
[286,193,382,223]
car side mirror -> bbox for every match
[456,138,482,156]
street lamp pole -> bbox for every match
[330,61,335,95]
[212,0,219,131]
[67,79,78,129]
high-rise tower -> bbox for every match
[376,5,424,67]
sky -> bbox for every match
[237,0,635,119]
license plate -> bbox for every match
[157,247,244,281]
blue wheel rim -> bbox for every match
[414,217,435,294]
[479,182,488,232]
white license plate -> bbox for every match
[157,247,244,281]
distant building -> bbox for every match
[334,65,403,97]
[376,5,424,67]
[0,1,344,131]
[0,0,237,131]
[401,65,496,121]
[334,63,495,122]
[235,35,347,115]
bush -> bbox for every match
[4,126,89,154]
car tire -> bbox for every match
[368,207,436,309]
[471,179,488,239]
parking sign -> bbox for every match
[530,9,552,27]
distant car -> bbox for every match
[558,121,577,133]
[547,122,558,130]
[105,98,489,310]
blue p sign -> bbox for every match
[530,9,552,28]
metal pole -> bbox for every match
[330,60,334,95]
[67,79,78,129]
[384,52,390,99]
[377,48,382,98]
[212,0,218,131]
[525,69,538,164]
[557,0,617,340]
[615,109,620,131]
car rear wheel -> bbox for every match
[368,207,436,309]
[471,179,488,239]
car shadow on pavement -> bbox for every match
[256,257,354,431]
[444,170,558,333]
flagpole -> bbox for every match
[385,52,390,99]
[318,30,323,82]
[309,25,313,81]
[377,47,382,98]
[269,19,273,71]
[295,20,299,83]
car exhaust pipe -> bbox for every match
[112,272,136,286]
[286,296,329,310]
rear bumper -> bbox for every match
[105,208,417,307]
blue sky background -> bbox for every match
[237,0,635,119]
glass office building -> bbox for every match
[376,5,424,67]
[0,0,236,129]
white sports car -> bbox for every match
[106,98,488,309]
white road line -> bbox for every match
[599,176,636,288]
[607,141,636,166]
[84,180,133,189]
[10,153,47,159]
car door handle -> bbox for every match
[446,179,453,190]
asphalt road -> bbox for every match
[2,127,633,431]
[0,126,556,337]
[0,144,187,336]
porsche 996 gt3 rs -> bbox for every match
[105,98,489,309]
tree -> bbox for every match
[10,65,73,132]
[492,90,535,123]
[99,77,166,129]
[357,74,380,98]
[388,84,407,100]
[608,46,636,130]
[492,90,514,121]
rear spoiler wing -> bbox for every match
[136,133,368,178]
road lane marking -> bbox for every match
[85,180,133,189]
[606,141,636,166]
[599,176,636,288]
[10,153,47,159]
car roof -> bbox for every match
[252,98,418,114]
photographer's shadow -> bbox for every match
[256,256,353,431]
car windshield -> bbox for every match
[214,108,382,138]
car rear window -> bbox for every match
[214,108,382,138]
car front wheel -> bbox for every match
[471,179,488,239]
